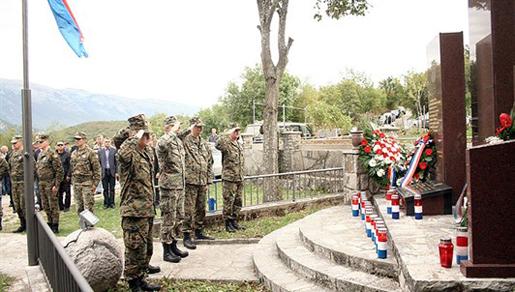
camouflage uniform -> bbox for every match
[182,131,213,233]
[215,133,245,221]
[70,135,101,215]
[8,149,28,222]
[36,146,64,225]
[118,115,156,282]
[157,124,185,243]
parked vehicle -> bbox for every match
[209,142,222,178]
[243,121,314,143]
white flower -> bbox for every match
[373,145,381,152]
[382,147,388,153]
[377,169,385,177]
[384,157,392,165]
[376,155,384,161]
[368,159,377,167]
[485,136,503,145]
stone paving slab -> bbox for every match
[374,196,515,292]
[275,219,400,292]
[298,206,398,279]
[253,222,334,292]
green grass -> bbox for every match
[204,205,322,239]
[0,273,15,292]
[110,279,266,292]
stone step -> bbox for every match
[276,221,401,292]
[298,206,399,279]
[253,222,334,292]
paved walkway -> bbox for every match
[0,231,257,285]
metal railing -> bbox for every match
[207,167,345,212]
[35,212,93,292]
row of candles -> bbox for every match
[351,191,388,259]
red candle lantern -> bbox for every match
[386,190,393,214]
[391,194,400,219]
[414,194,423,220]
[439,237,454,268]
[351,194,360,217]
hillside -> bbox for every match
[49,120,128,144]
[0,79,198,129]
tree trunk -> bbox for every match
[263,79,280,202]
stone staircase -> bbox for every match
[253,206,402,292]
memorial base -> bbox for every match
[460,261,515,278]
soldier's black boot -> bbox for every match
[0,217,3,231]
[53,223,59,234]
[195,229,215,240]
[183,233,197,250]
[13,217,26,233]
[170,240,189,258]
[225,219,236,233]
[127,278,144,292]
[230,219,245,230]
[140,277,161,291]
[147,264,161,274]
[162,243,180,263]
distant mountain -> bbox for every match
[0,118,17,133]
[0,79,198,129]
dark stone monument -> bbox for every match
[461,140,515,278]
[426,32,467,204]
[468,0,515,145]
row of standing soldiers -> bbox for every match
[0,132,100,234]
[113,114,244,291]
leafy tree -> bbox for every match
[198,103,230,139]
[256,0,370,201]
[403,71,429,118]
[379,76,406,110]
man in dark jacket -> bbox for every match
[56,141,71,211]
[98,138,117,208]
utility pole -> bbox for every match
[22,0,37,266]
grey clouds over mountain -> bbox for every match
[0,79,198,129]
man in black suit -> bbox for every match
[98,138,117,208]
[56,141,71,211]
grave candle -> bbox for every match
[361,199,368,221]
[456,227,468,264]
[365,208,373,237]
[351,194,360,217]
[391,194,400,219]
[377,228,388,259]
[439,237,454,268]
[386,189,393,214]
[370,214,379,243]
[414,194,423,220]
[375,223,385,250]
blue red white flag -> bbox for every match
[47,0,88,57]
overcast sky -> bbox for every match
[0,0,469,107]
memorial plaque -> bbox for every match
[461,140,515,278]
[426,33,466,203]
[398,181,452,216]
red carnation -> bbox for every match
[376,149,382,155]
[419,161,427,170]
[500,113,512,128]
[425,149,433,156]
[361,139,368,146]
[364,146,371,153]
[414,173,420,179]
[379,133,386,138]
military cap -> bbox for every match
[10,135,22,144]
[227,122,241,133]
[164,115,179,126]
[74,132,87,139]
[189,117,204,127]
[128,114,150,132]
[38,134,49,142]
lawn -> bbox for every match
[110,279,266,292]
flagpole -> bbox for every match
[22,0,37,266]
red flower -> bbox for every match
[425,149,433,156]
[364,146,371,153]
[500,113,512,128]
[419,161,427,170]
[379,133,386,138]
[361,139,368,146]
[376,149,382,155]
[414,172,420,179]
[423,135,429,143]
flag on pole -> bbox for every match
[47,0,88,57]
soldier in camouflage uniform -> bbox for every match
[0,155,8,231]
[157,115,190,263]
[70,132,101,216]
[117,114,161,292]
[215,123,245,232]
[35,134,64,233]
[8,135,32,233]
[182,117,215,242]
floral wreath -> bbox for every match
[358,129,406,187]
[399,131,437,185]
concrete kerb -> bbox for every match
[152,193,346,244]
